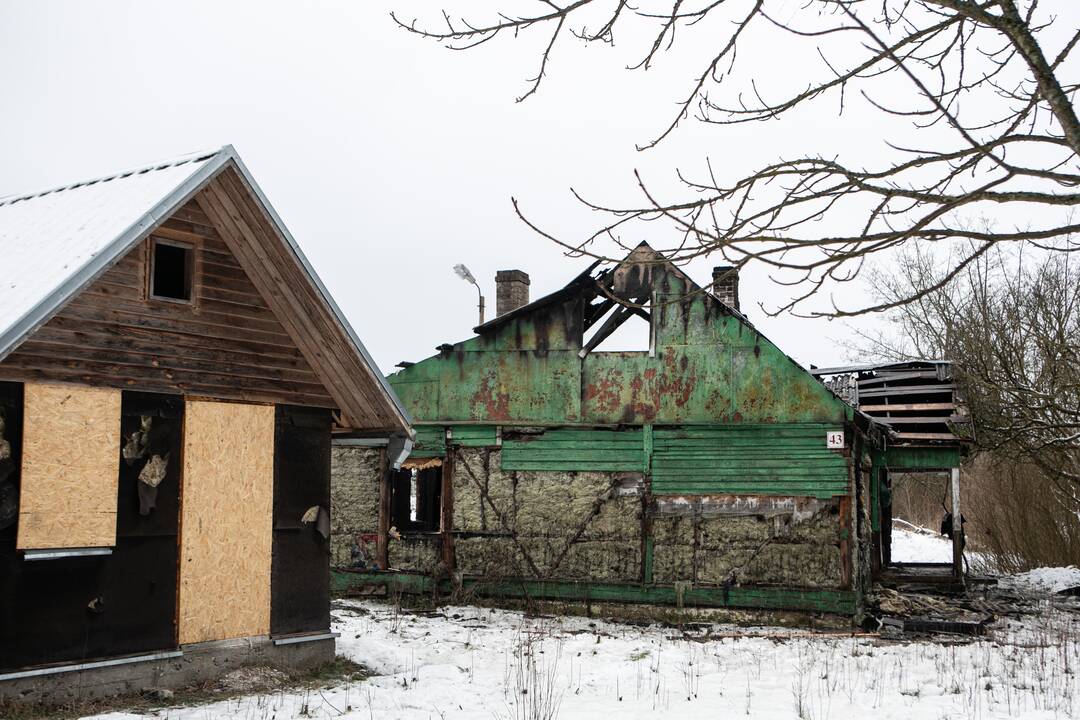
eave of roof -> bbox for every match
[0,145,412,433]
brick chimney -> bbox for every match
[712,266,740,310]
[496,270,530,316]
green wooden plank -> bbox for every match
[502,427,645,472]
[503,462,646,472]
[411,425,447,458]
[885,446,961,470]
[643,536,655,583]
[450,425,499,447]
[332,571,858,615]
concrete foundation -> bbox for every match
[0,635,335,706]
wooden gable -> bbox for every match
[0,198,335,410]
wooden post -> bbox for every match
[440,452,456,574]
[950,467,963,579]
[376,450,390,570]
[838,495,853,589]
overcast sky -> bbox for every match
[0,0,904,374]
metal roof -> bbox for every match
[0,149,221,359]
[0,145,411,430]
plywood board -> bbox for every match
[178,399,274,644]
[17,383,121,549]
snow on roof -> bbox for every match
[0,148,224,358]
[0,146,412,430]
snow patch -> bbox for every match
[890,520,954,563]
[999,566,1080,595]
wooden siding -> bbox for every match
[196,168,405,431]
[651,425,850,498]
[0,200,336,409]
[501,427,646,472]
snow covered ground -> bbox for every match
[86,588,1080,720]
[891,520,955,563]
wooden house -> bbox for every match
[0,147,411,702]
[332,244,894,619]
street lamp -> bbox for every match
[453,263,485,326]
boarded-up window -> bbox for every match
[178,399,274,645]
[17,383,121,549]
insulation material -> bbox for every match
[454,536,529,578]
[389,536,441,573]
[329,446,382,566]
[17,383,121,549]
[651,505,843,588]
[122,416,152,461]
[0,415,11,461]
[178,399,274,645]
[403,456,443,470]
[450,448,643,583]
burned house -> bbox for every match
[0,147,410,702]
[813,361,970,584]
[333,244,896,617]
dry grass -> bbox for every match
[892,453,1080,573]
[0,656,369,720]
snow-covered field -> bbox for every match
[87,582,1080,720]
[891,521,956,563]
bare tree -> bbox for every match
[394,1,1080,315]
[861,243,1080,487]
[861,244,1080,567]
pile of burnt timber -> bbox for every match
[879,562,966,593]
[871,588,994,638]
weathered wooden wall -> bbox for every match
[0,200,335,410]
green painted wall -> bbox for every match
[651,425,849,498]
[501,427,645,472]
[332,571,858,615]
[389,265,847,426]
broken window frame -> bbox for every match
[389,465,442,533]
[579,291,655,358]
[147,236,196,305]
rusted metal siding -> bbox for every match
[390,297,847,426]
[651,425,849,498]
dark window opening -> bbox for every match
[389,466,441,532]
[150,239,193,302]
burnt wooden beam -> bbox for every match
[583,298,616,330]
[578,304,634,359]
[858,384,956,397]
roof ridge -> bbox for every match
[0,146,227,207]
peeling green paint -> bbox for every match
[410,426,446,458]
[389,263,847,427]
